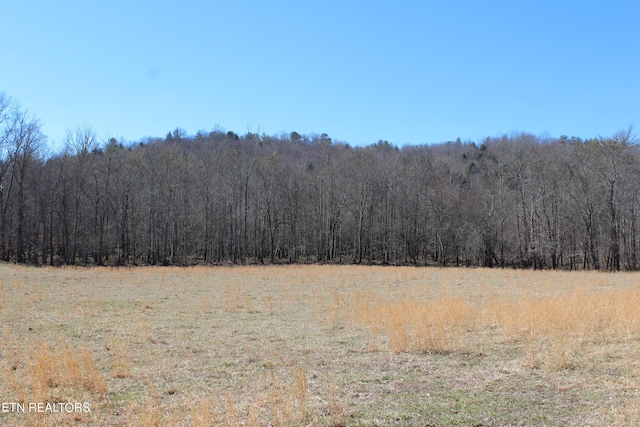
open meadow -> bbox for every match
[0,263,639,426]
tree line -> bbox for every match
[1,92,639,270]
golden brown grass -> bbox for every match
[1,329,105,426]
[0,263,638,426]
[344,274,640,369]
[123,364,323,427]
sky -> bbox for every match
[1,1,639,150]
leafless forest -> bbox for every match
[1,92,638,270]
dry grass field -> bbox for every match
[0,263,639,426]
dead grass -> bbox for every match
[0,329,105,426]
[345,277,640,370]
[0,263,638,425]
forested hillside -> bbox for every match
[1,92,638,270]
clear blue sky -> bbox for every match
[1,1,639,149]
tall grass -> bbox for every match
[0,331,104,426]
[123,365,347,427]
[340,273,640,369]
[29,340,105,399]
[0,333,105,402]
[484,287,640,368]
[351,292,476,353]
[1,263,637,425]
